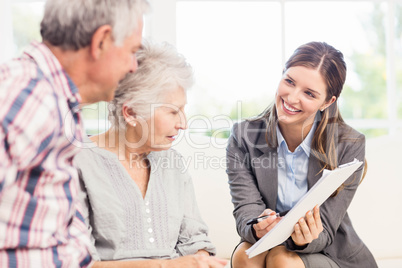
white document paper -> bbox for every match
[246,158,363,258]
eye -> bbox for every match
[170,108,179,115]
[305,91,315,98]
[284,78,294,86]
[131,50,139,59]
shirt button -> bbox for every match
[146,208,150,214]
[145,201,150,206]
[149,237,155,243]
[69,96,77,103]
[148,228,153,233]
[147,218,152,223]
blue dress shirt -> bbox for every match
[275,115,319,212]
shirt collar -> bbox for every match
[276,112,321,156]
[276,126,286,152]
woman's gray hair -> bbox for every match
[40,0,150,51]
[109,40,194,129]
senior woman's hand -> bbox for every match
[291,205,323,246]
[253,209,282,239]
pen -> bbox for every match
[246,210,289,225]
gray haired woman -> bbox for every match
[74,41,227,268]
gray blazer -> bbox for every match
[226,119,377,268]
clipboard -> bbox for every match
[246,158,363,258]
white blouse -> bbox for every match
[74,140,216,261]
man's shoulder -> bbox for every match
[0,57,40,81]
[0,57,54,93]
[0,57,57,108]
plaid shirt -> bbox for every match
[0,41,92,267]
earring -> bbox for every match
[126,119,136,127]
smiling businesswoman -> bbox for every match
[226,42,377,268]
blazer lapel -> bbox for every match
[307,153,323,189]
[253,130,279,209]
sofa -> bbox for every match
[172,132,402,268]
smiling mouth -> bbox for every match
[283,99,301,113]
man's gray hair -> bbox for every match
[109,40,194,129]
[40,0,150,50]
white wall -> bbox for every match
[0,0,14,64]
[146,0,176,45]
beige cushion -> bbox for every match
[348,133,402,260]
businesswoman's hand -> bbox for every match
[253,209,282,239]
[291,205,323,246]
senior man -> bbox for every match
[0,0,148,266]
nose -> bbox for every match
[286,89,300,105]
[176,112,187,130]
[129,55,138,73]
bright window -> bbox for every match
[172,0,402,138]
[0,1,44,62]
[177,1,282,119]
[2,0,401,137]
